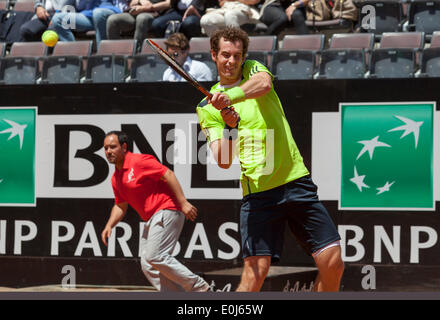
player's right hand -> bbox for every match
[101,227,112,246]
[209,92,231,110]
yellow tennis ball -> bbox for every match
[42,30,58,47]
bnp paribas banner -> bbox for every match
[340,102,434,210]
[0,107,36,206]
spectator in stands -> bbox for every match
[305,0,357,29]
[150,0,203,39]
[106,0,170,47]
[50,0,128,45]
[259,0,310,35]
[200,0,261,37]
[156,0,219,38]
[163,32,212,81]
[20,0,75,42]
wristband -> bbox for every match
[224,87,245,104]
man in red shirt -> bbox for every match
[102,131,210,292]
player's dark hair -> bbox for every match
[106,131,129,148]
[210,27,249,58]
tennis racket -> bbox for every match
[146,39,240,124]
[146,39,213,98]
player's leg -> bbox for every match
[141,209,209,292]
[237,191,286,292]
[285,176,344,291]
[312,244,344,292]
[236,255,271,292]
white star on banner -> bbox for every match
[356,136,391,160]
[388,115,423,148]
[376,181,395,195]
[0,119,27,150]
[350,166,370,192]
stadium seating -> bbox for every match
[188,37,217,81]
[318,49,367,79]
[13,0,35,12]
[430,31,440,48]
[141,38,167,54]
[329,33,375,50]
[317,33,374,79]
[369,32,424,78]
[41,41,93,84]
[419,31,440,77]
[357,0,405,37]
[407,0,440,30]
[380,30,424,64]
[0,42,47,85]
[2,0,440,85]
[330,32,375,61]
[246,35,277,69]
[407,0,440,40]
[271,34,325,80]
[129,39,170,82]
[379,31,424,49]
[84,39,136,83]
[189,37,211,53]
[0,1,8,10]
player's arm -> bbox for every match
[209,135,235,169]
[161,169,198,222]
[240,71,273,100]
[209,71,272,111]
[101,202,128,246]
[197,101,237,169]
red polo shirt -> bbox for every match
[111,152,181,221]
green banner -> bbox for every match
[0,108,36,206]
[340,103,434,210]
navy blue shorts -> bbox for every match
[240,175,340,262]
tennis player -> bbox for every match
[102,131,210,292]
[196,27,344,292]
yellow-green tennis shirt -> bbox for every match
[196,60,309,197]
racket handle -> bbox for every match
[204,91,213,100]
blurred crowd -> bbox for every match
[0,0,358,46]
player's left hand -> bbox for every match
[181,201,198,222]
[221,106,240,128]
